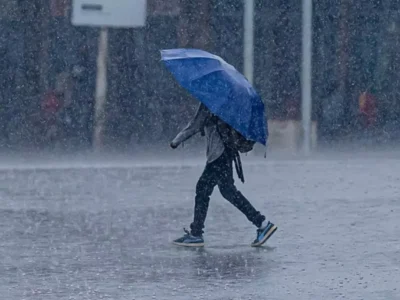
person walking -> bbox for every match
[170,103,277,247]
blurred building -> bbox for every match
[0,0,400,151]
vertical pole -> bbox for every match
[93,27,109,150]
[243,0,254,84]
[338,0,349,120]
[301,0,313,155]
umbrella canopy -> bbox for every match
[160,48,268,145]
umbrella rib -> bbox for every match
[191,68,226,83]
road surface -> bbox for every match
[0,154,399,299]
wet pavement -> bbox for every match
[0,155,400,299]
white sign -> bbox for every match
[71,0,146,28]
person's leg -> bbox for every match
[217,152,277,246]
[189,163,219,236]
[173,161,218,246]
[217,153,265,227]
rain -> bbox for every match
[1,0,400,299]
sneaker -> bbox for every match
[172,228,205,247]
[251,221,277,247]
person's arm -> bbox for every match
[171,104,208,148]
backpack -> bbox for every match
[201,115,255,183]
[214,118,255,154]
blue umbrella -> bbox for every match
[160,48,268,145]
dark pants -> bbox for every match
[190,150,266,236]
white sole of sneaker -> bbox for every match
[172,241,205,247]
[251,225,277,247]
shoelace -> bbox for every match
[183,228,191,236]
